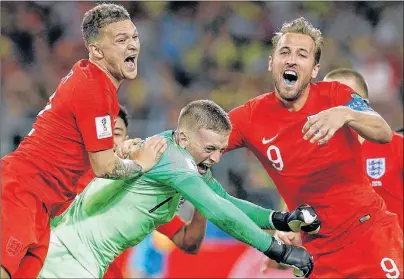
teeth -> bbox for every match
[285,70,297,76]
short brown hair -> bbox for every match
[82,3,131,47]
[272,17,324,64]
[324,68,369,99]
[178,100,231,134]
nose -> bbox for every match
[128,38,139,50]
[286,53,297,65]
[210,150,222,164]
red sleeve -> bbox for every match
[71,80,115,152]
[392,132,403,171]
[156,215,186,239]
[330,81,356,106]
[226,102,251,152]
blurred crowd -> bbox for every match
[1,1,403,212]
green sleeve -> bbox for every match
[203,174,275,230]
[168,175,273,253]
[81,178,126,215]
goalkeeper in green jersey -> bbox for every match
[39,100,320,278]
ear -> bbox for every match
[311,63,320,79]
[88,42,104,60]
[177,130,189,149]
[268,55,273,72]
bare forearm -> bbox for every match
[173,210,207,254]
[345,108,392,143]
[100,156,143,181]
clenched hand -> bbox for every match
[302,106,350,145]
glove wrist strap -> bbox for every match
[264,237,286,262]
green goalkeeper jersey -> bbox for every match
[52,130,275,277]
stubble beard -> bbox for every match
[274,78,310,102]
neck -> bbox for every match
[275,84,311,112]
[89,57,121,89]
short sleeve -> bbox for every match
[227,102,251,152]
[71,81,116,152]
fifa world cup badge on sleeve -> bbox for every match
[95,115,113,139]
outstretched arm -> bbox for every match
[205,175,320,234]
[171,175,273,252]
[168,175,314,277]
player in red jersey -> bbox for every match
[263,68,404,275]
[324,68,403,229]
[1,4,167,278]
[227,17,402,278]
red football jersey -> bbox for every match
[361,132,403,229]
[228,81,388,255]
[3,59,119,216]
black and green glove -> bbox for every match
[271,204,321,234]
[264,237,314,278]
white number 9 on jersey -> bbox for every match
[381,257,400,278]
[266,145,284,171]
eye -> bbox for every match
[299,53,307,58]
[280,51,288,55]
[117,38,126,43]
[133,34,139,40]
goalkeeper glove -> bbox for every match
[264,237,314,278]
[271,204,321,234]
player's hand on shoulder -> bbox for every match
[264,237,314,278]
[272,204,321,235]
[129,136,167,172]
[302,106,350,145]
[116,138,143,159]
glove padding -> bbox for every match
[272,204,321,234]
[264,237,314,278]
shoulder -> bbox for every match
[311,81,357,106]
[248,92,276,109]
[71,60,114,93]
[229,91,275,118]
[312,81,341,97]
[392,132,403,146]
[155,141,199,173]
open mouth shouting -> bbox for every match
[197,162,211,175]
[124,54,137,69]
[283,70,298,87]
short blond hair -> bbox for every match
[178,100,231,135]
[272,17,324,64]
[324,68,369,99]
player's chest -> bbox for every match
[245,113,350,173]
[363,148,398,187]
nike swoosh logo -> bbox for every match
[262,134,278,144]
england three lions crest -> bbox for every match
[366,158,385,179]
